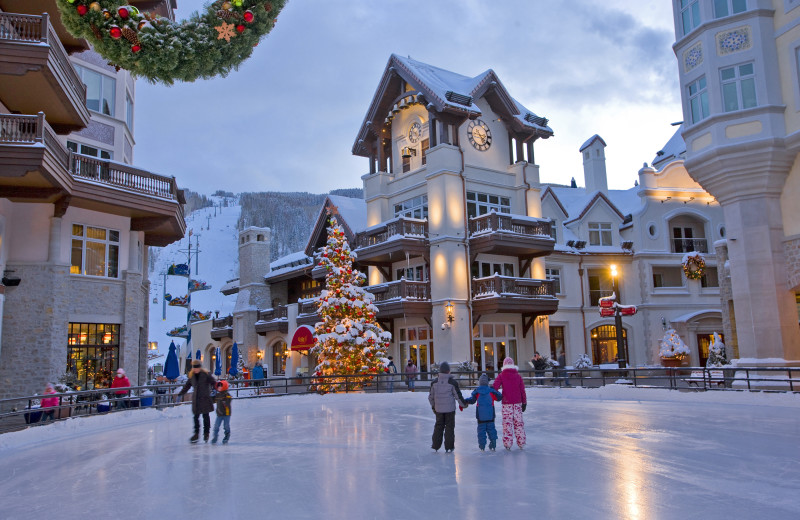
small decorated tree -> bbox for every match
[706,332,729,367]
[311,217,391,393]
[659,328,690,362]
[574,354,593,369]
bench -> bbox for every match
[684,370,725,388]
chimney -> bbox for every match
[579,134,608,194]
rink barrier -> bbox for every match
[1,366,798,434]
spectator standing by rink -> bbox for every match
[405,359,418,391]
[111,368,131,409]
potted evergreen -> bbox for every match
[659,329,690,367]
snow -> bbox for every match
[2,388,799,519]
[327,194,367,233]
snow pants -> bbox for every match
[501,403,526,449]
[432,411,456,451]
[477,420,498,449]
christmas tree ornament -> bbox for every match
[236,24,246,33]
[215,21,236,42]
[109,25,122,39]
[244,10,255,22]
[77,4,88,15]
[90,2,101,12]
[103,9,111,19]
[222,1,232,9]
[118,6,130,19]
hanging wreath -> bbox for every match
[56,1,287,84]
[682,252,706,280]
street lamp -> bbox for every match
[609,265,627,367]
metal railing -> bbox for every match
[469,212,552,237]
[671,238,709,254]
[3,367,798,434]
[354,217,428,249]
[472,274,555,298]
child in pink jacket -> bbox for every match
[40,383,59,422]
[492,357,527,450]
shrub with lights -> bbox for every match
[55,1,287,84]
[659,328,690,359]
[310,216,391,393]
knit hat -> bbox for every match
[503,357,514,367]
[439,361,450,374]
[191,359,202,367]
[478,373,488,386]
[116,368,125,376]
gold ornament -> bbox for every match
[215,22,236,42]
[89,2,101,12]
[102,9,111,19]
[222,1,232,9]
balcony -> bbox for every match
[353,217,428,265]
[369,279,431,321]
[210,315,233,341]
[468,213,554,258]
[0,12,90,133]
[296,299,320,327]
[471,275,558,316]
[255,306,288,335]
[671,238,708,254]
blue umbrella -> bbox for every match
[164,341,180,381]
[195,349,202,360]
[229,342,239,377]
[214,346,222,376]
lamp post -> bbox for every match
[610,265,626,367]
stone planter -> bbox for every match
[660,357,683,368]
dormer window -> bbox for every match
[588,222,612,246]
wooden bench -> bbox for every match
[684,370,725,387]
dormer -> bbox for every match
[579,134,608,194]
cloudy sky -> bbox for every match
[133,0,681,195]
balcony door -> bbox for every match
[472,323,517,375]
[399,327,434,381]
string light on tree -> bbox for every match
[310,216,391,393]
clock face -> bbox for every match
[408,122,422,144]
[468,119,492,151]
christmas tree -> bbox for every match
[706,332,729,367]
[311,217,391,393]
[659,328,690,358]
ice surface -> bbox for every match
[1,387,799,519]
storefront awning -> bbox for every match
[291,325,315,351]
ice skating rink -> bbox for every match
[1,387,799,520]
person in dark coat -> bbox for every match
[557,350,571,387]
[178,359,216,443]
[531,352,548,386]
[427,362,468,453]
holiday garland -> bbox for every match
[682,252,706,280]
[55,1,287,84]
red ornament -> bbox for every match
[244,10,254,22]
[109,26,122,39]
[77,5,88,15]
[118,7,129,19]
[236,24,245,33]
[131,44,141,53]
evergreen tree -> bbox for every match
[311,217,391,393]
[706,332,729,367]
[659,328,690,358]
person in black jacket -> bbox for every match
[178,359,217,443]
[531,352,548,386]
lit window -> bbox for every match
[71,224,120,278]
[721,63,756,112]
[394,195,428,219]
[713,0,746,18]
[466,191,511,218]
[74,65,116,117]
[688,77,709,123]
[680,0,701,36]
[588,222,612,246]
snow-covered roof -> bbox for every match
[270,251,311,270]
[651,125,686,171]
[327,195,367,234]
[219,278,240,295]
[393,54,484,113]
[579,134,606,152]
[670,309,722,323]
[547,186,642,223]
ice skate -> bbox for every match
[222,433,230,445]
[189,433,199,444]
[211,436,218,444]
[445,449,454,453]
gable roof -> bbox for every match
[651,125,686,171]
[579,134,606,152]
[543,186,640,226]
[353,54,553,157]
[304,196,367,256]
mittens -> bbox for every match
[522,403,527,412]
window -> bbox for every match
[399,327,434,380]
[588,269,613,306]
[701,266,719,288]
[680,0,701,35]
[67,323,120,390]
[672,225,708,253]
[713,0,746,18]
[394,195,428,219]
[472,261,514,278]
[421,138,429,166]
[71,224,120,278]
[590,325,628,365]
[396,265,427,281]
[66,141,113,160]
[588,222,612,246]
[125,92,134,131]
[472,323,517,373]
[549,326,565,360]
[652,266,684,288]
[688,77,709,123]
[271,341,287,375]
[402,154,411,173]
[721,63,756,112]
[546,267,562,294]
[549,220,558,242]
[466,191,511,218]
[74,64,115,116]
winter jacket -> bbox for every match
[404,363,417,379]
[531,357,548,372]
[428,373,467,413]
[179,370,216,415]
[214,390,232,417]
[40,390,59,409]
[386,361,398,381]
[111,375,131,395]
[493,365,527,405]
[465,385,502,423]
[251,364,265,381]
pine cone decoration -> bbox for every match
[121,27,139,45]
[216,9,239,20]
[90,24,103,41]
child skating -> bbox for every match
[493,357,527,450]
[464,373,502,451]
[212,380,232,444]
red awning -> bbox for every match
[291,325,315,351]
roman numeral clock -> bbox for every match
[467,119,492,151]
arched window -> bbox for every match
[590,325,628,365]
[271,341,287,376]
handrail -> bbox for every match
[257,305,288,321]
[370,279,430,302]
[469,212,552,237]
[354,217,428,249]
[672,238,709,254]
[472,274,555,298]
[212,315,233,329]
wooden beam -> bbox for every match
[0,186,61,199]
[131,216,170,232]
[472,313,481,327]
[519,257,532,278]
[376,266,391,282]
[522,315,534,338]
[423,316,432,329]
[53,195,71,218]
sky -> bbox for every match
[3,387,799,518]
[133,1,682,196]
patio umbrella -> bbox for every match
[229,342,239,377]
[195,349,202,360]
[214,346,222,377]
[184,345,192,374]
[164,341,180,381]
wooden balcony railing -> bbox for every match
[354,217,428,249]
[472,275,555,298]
[212,315,233,329]
[257,306,288,322]
[469,212,551,237]
[671,238,708,254]
[298,299,319,315]
[369,280,431,302]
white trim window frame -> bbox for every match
[394,194,428,219]
[680,0,701,36]
[588,222,612,246]
[713,0,747,18]
[71,224,120,278]
[546,267,562,294]
[74,64,116,117]
[66,140,113,160]
[466,191,511,218]
[125,91,134,132]
[688,76,709,123]
[721,63,756,113]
